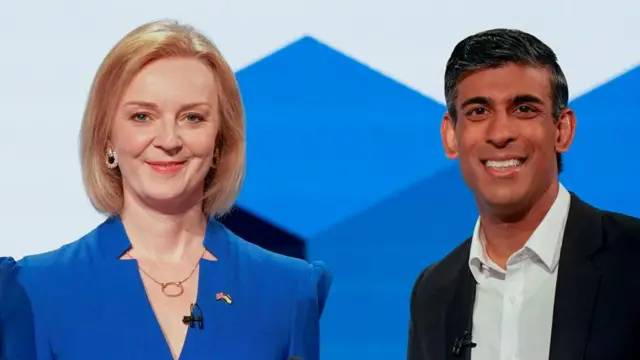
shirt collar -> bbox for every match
[469,217,492,272]
[468,183,571,274]
[525,184,571,271]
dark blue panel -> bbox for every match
[218,206,306,260]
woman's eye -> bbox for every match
[186,114,204,122]
[132,113,149,121]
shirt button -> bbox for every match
[509,295,517,304]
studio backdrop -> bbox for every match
[0,0,638,358]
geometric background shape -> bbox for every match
[235,36,448,239]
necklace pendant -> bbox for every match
[161,282,184,297]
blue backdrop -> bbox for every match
[224,36,640,359]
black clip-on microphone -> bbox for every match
[182,303,204,329]
[452,331,476,357]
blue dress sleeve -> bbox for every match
[288,261,333,360]
[0,257,37,360]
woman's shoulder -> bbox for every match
[0,257,37,360]
[0,256,33,314]
[222,225,332,302]
[0,256,16,272]
[0,256,18,286]
[226,226,329,275]
[17,223,104,274]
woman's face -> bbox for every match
[109,57,220,211]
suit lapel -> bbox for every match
[444,240,477,360]
[549,194,603,360]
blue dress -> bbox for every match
[0,257,37,360]
[16,217,332,360]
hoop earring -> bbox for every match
[105,148,118,169]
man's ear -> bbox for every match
[555,108,576,154]
[441,112,459,159]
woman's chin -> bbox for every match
[137,191,200,213]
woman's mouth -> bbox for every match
[146,161,187,175]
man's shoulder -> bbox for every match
[596,207,640,248]
[410,239,472,303]
[571,194,640,246]
[599,208,640,234]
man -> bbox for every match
[407,29,640,360]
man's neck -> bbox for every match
[479,182,560,269]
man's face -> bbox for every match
[441,63,575,213]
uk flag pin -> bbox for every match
[216,292,232,304]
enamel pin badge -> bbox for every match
[216,292,232,304]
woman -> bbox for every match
[16,20,331,360]
[0,257,36,359]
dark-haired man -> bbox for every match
[407,29,640,360]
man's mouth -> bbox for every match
[481,157,527,177]
[483,158,524,169]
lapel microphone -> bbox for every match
[451,330,476,356]
[182,303,204,329]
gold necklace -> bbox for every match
[127,248,206,298]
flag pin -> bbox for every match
[216,292,232,304]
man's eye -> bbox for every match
[516,105,535,113]
[468,108,485,116]
[466,107,488,117]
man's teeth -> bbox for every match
[485,159,522,169]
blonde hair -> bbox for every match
[80,20,245,217]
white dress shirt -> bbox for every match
[468,184,571,360]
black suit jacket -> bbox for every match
[407,193,640,360]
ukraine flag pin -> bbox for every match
[216,292,232,305]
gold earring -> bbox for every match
[105,148,118,169]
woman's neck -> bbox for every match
[119,197,207,263]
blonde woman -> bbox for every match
[17,20,331,360]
